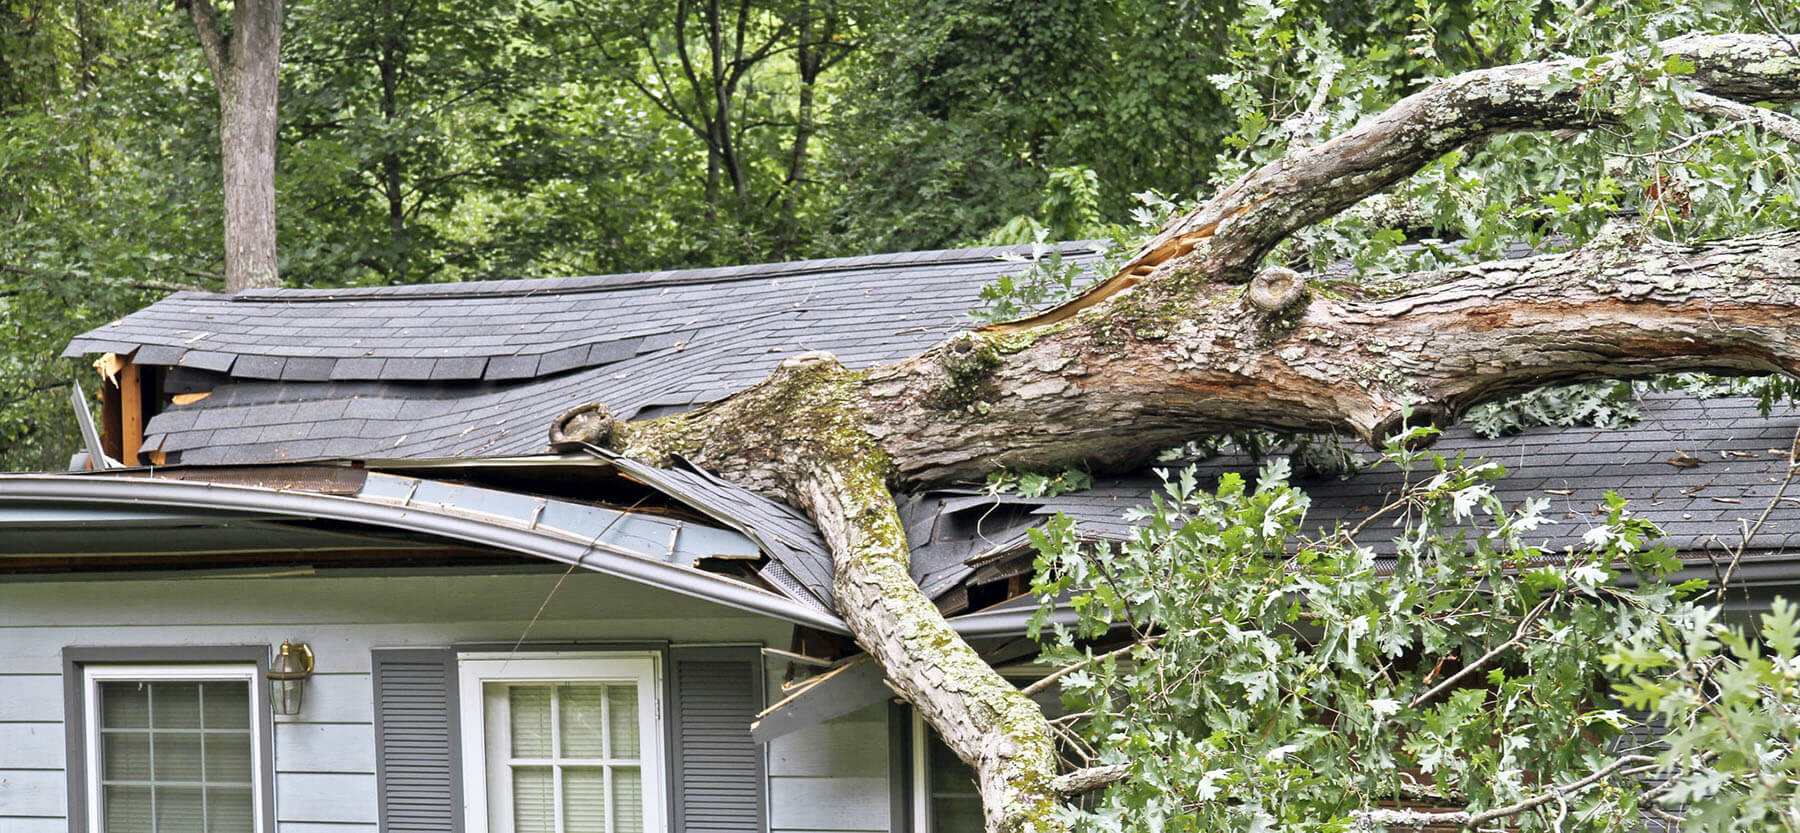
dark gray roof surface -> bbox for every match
[73,242,1103,464]
[900,393,1800,596]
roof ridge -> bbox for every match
[229,240,1109,303]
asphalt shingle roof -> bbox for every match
[899,393,1800,597]
[69,242,1104,464]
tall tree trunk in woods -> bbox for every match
[184,0,282,293]
[378,29,406,279]
[552,33,1800,833]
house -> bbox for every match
[5,242,1799,833]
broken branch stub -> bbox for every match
[1248,266,1307,313]
[548,400,618,449]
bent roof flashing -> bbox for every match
[0,473,849,634]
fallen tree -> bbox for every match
[562,32,1800,833]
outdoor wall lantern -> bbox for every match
[269,640,315,716]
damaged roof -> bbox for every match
[55,240,1800,630]
[67,242,1103,464]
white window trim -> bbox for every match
[81,663,268,833]
[911,712,932,833]
[457,651,666,833]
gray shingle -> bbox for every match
[231,356,286,380]
[279,357,339,381]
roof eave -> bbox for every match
[0,474,850,634]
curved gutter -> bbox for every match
[0,474,849,634]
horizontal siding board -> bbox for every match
[275,723,377,775]
[276,772,378,824]
[0,770,64,817]
[0,726,61,770]
[275,673,372,725]
[0,816,69,833]
[0,678,60,723]
[0,616,779,672]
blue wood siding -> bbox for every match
[0,571,893,833]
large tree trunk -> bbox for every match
[596,33,1800,833]
[185,0,282,293]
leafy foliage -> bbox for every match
[1027,427,1795,831]
[1611,599,1800,830]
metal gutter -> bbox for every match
[0,474,849,634]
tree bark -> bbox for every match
[185,0,282,293]
[596,32,1800,833]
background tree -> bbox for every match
[182,0,282,291]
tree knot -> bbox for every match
[549,401,619,449]
[1247,266,1309,314]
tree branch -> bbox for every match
[1021,637,1160,698]
[181,0,228,80]
[1409,595,1554,709]
[988,33,1800,333]
[1685,91,1800,145]
[863,228,1800,486]
[1352,755,1656,827]
[1050,763,1129,797]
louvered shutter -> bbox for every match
[372,648,464,833]
[668,646,766,833]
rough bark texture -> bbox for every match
[618,356,1062,832]
[186,0,283,292]
[866,227,1800,486]
[597,32,1800,833]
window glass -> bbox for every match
[485,682,646,833]
[96,680,255,833]
[924,731,982,833]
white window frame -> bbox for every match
[81,663,269,833]
[911,712,933,833]
[457,651,666,833]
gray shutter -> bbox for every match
[372,648,464,833]
[668,646,766,833]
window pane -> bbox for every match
[510,687,552,758]
[608,687,639,759]
[934,796,984,833]
[206,785,255,833]
[104,784,152,833]
[512,766,555,833]
[614,767,642,833]
[201,682,248,729]
[560,686,607,758]
[101,682,150,729]
[154,786,205,831]
[153,732,203,783]
[96,678,257,833]
[204,732,253,784]
[152,684,201,729]
[103,731,151,781]
[928,728,984,833]
[563,767,607,833]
